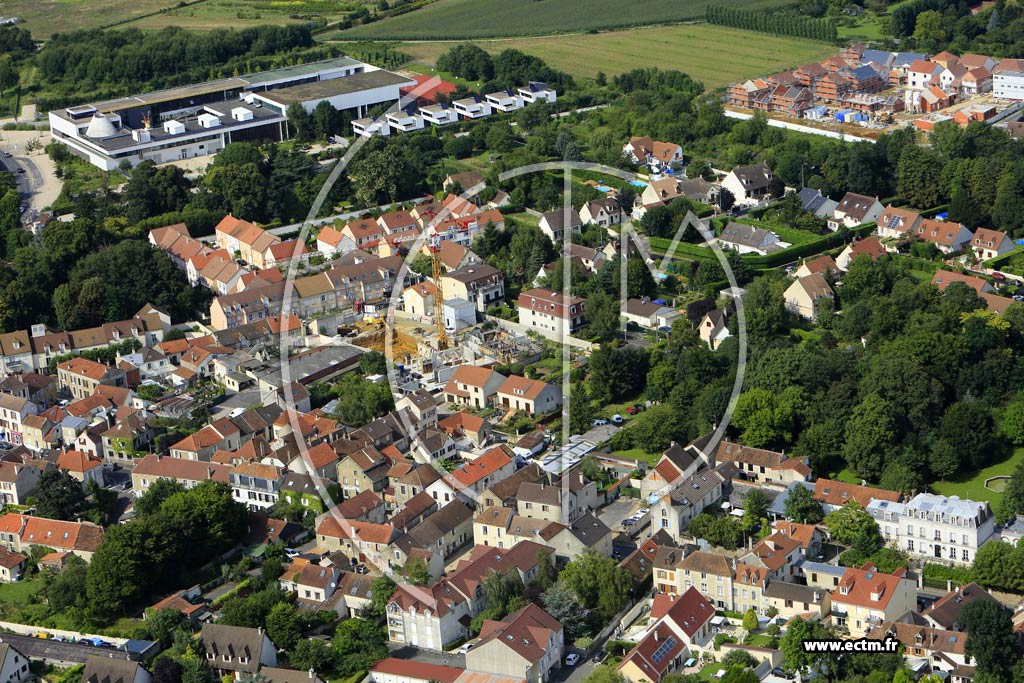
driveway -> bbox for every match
[211,387,263,419]
[552,659,598,683]
[599,497,642,532]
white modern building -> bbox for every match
[49,57,413,170]
[419,104,459,126]
[453,97,493,119]
[993,59,1024,100]
[486,91,525,112]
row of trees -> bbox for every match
[35,25,317,106]
[435,44,574,93]
[707,5,839,41]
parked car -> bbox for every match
[34,632,51,639]
[284,548,300,558]
[457,642,475,655]
[593,654,603,663]
[593,418,609,426]
[565,654,580,667]
[771,669,796,680]
[355,564,369,574]
[638,508,650,516]
[15,168,24,174]
[611,414,624,424]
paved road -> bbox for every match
[0,633,135,665]
[0,155,31,196]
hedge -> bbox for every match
[649,223,876,269]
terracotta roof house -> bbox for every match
[971,228,1015,261]
[813,479,900,512]
[55,449,103,485]
[641,438,708,498]
[830,563,916,637]
[836,236,887,270]
[618,587,715,683]
[495,375,563,417]
[56,358,127,400]
[442,365,507,410]
[930,269,995,296]
[911,218,974,253]
[794,254,839,279]
[0,513,104,560]
[876,206,922,239]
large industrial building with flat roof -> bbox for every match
[48,57,414,170]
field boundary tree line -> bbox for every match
[706,5,838,42]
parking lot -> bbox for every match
[598,497,643,532]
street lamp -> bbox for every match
[801,163,817,188]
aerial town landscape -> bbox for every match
[4,2,1024,683]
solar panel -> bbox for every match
[651,636,678,664]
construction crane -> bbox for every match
[429,232,450,350]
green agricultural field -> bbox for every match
[5,0,362,36]
[337,0,796,39]
[387,24,837,88]
[2,0,173,38]
[121,0,358,31]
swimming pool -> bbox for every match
[629,180,648,188]
[596,185,613,192]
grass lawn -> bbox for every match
[698,663,728,681]
[355,25,836,88]
[828,468,862,485]
[745,633,776,647]
[932,447,1024,507]
[790,328,822,345]
[508,211,540,228]
[337,0,797,40]
[0,576,45,608]
[772,226,823,246]
[610,448,660,467]
[908,269,935,283]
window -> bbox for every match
[962,548,969,561]
[908,540,914,552]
